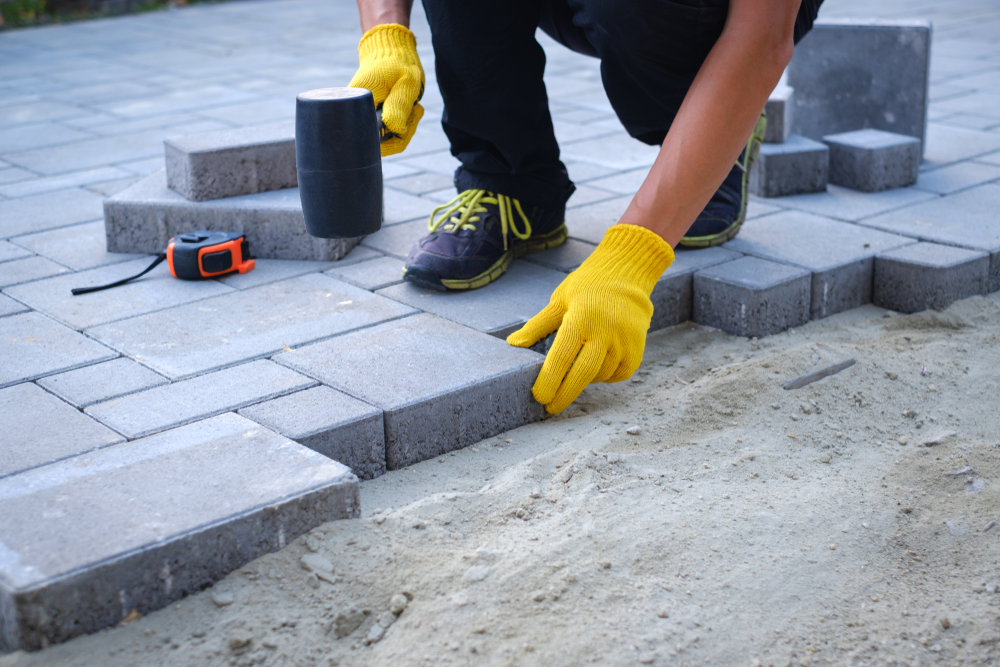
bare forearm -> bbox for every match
[356,0,413,31]
[619,0,800,247]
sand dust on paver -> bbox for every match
[5,295,1000,667]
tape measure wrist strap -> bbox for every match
[71,253,167,296]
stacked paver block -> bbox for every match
[787,19,932,154]
[724,211,914,319]
[164,122,296,201]
[874,242,989,313]
[750,135,829,197]
[650,247,742,332]
[693,257,811,338]
[103,171,360,261]
[240,386,386,480]
[765,85,793,144]
[823,129,921,192]
[275,314,545,469]
[0,413,359,652]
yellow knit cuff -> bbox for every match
[596,224,675,292]
[358,23,417,57]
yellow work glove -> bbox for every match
[507,224,675,414]
[348,23,425,157]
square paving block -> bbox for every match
[86,360,315,439]
[239,386,386,480]
[376,261,566,337]
[0,413,358,652]
[275,314,545,469]
[88,273,415,380]
[325,256,405,291]
[858,184,1000,292]
[724,211,915,319]
[650,247,742,332]
[0,188,105,238]
[560,133,660,171]
[0,294,28,318]
[874,242,989,314]
[823,129,921,192]
[788,19,931,153]
[772,183,936,223]
[213,258,334,290]
[522,238,596,273]
[103,170,360,261]
[360,218,434,259]
[915,162,1000,195]
[0,312,116,388]
[0,383,124,478]
[750,134,829,197]
[693,257,811,338]
[0,241,32,264]
[566,195,632,245]
[164,122,296,201]
[765,84,793,143]
[0,256,70,288]
[36,357,169,408]
[10,220,143,271]
[4,257,235,330]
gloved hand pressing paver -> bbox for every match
[507,224,675,414]
[348,23,425,157]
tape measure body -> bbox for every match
[167,231,255,279]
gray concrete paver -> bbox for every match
[11,220,142,271]
[823,129,921,192]
[0,240,32,263]
[0,311,117,388]
[914,161,1000,194]
[0,187,105,238]
[875,242,989,313]
[37,357,169,408]
[0,255,71,287]
[0,165,133,199]
[769,184,937,222]
[651,247,743,332]
[325,256,405,291]
[0,293,29,318]
[522,238,597,273]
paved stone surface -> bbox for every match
[651,247,743,332]
[566,195,631,245]
[104,170,361,261]
[0,312,116,388]
[0,412,358,652]
[359,218,427,259]
[87,273,415,379]
[693,257,812,338]
[875,242,989,313]
[377,261,566,337]
[522,238,597,273]
[276,314,545,469]
[750,134,829,197]
[325,256,405,291]
[86,359,315,439]
[0,241,33,264]
[914,161,1000,195]
[10,220,143,271]
[725,211,915,319]
[5,257,235,330]
[765,84,793,144]
[788,19,932,151]
[0,188,105,238]
[165,122,296,201]
[0,294,29,318]
[0,383,124,478]
[768,184,937,223]
[213,257,335,290]
[239,386,386,480]
[824,129,921,192]
[858,184,1000,292]
[36,357,169,408]
[0,256,70,287]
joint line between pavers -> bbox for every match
[1,217,105,244]
[0,355,120,391]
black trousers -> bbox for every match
[421,0,822,210]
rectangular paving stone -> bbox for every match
[750,134,829,197]
[823,129,921,192]
[103,170,361,261]
[0,412,358,652]
[325,256,405,291]
[9,220,142,271]
[874,242,989,313]
[788,19,931,152]
[560,133,661,171]
[0,187,105,238]
[693,257,811,338]
[0,312,116,388]
[86,359,314,438]
[94,84,258,119]
[915,161,1000,195]
[2,128,177,176]
[164,122,296,201]
[360,218,426,259]
[239,385,386,480]
[650,247,742,332]
[377,261,566,337]
[0,294,29,318]
[276,314,545,469]
[213,258,334,290]
[88,273,415,380]
[724,211,915,319]
[37,357,169,408]
[0,255,70,287]
[772,183,936,223]
[4,256,235,330]
[765,84,793,143]
[858,183,1000,292]
[522,238,596,273]
[0,122,95,154]
[0,165,132,199]
[0,383,124,478]
[0,241,32,264]
[923,123,1000,169]
[566,195,631,245]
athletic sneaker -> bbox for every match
[680,112,767,248]
[402,189,568,291]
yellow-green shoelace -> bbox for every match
[428,189,532,251]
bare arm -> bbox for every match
[618,0,801,246]
[356,0,413,31]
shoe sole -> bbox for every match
[679,112,767,249]
[402,223,569,291]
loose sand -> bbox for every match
[5,295,1000,667]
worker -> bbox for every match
[349,0,821,414]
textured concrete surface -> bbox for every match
[0,312,116,388]
[650,247,743,332]
[276,314,545,469]
[164,122,296,201]
[750,134,829,197]
[824,129,922,192]
[693,257,812,338]
[325,256,406,291]
[239,386,386,480]
[37,357,168,408]
[521,238,597,273]
[765,84,793,144]
[874,242,989,313]
[0,413,359,652]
